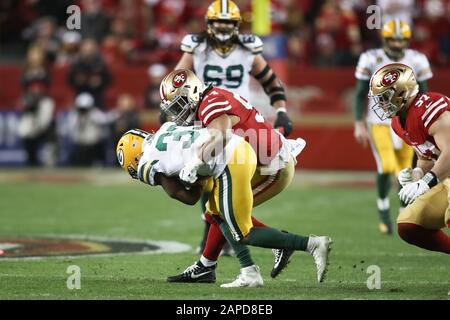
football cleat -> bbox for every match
[379,222,393,235]
[220,265,263,288]
[270,248,294,278]
[167,261,216,283]
[306,235,332,283]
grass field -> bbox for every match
[0,169,448,300]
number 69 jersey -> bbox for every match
[137,122,242,186]
[180,33,263,100]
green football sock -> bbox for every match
[244,226,309,251]
[376,173,391,199]
[217,221,254,268]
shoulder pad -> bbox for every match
[238,34,263,54]
[180,34,205,53]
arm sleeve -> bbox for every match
[353,80,370,121]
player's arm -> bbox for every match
[174,52,194,70]
[200,113,233,162]
[154,173,202,205]
[251,54,292,136]
[353,79,370,147]
[427,111,450,181]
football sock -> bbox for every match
[251,216,267,227]
[200,255,217,267]
[377,173,392,224]
[217,221,254,268]
[202,223,227,261]
[245,226,309,251]
[377,198,391,226]
[398,223,450,254]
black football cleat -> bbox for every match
[167,261,216,283]
[270,248,295,278]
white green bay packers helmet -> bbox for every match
[159,69,205,126]
[116,129,151,179]
[369,63,419,120]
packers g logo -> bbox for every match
[117,148,124,167]
[173,71,187,88]
[381,70,400,86]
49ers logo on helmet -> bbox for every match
[381,70,400,86]
[173,71,187,88]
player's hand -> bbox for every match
[354,121,369,147]
[179,156,204,185]
[274,110,293,137]
[398,168,413,187]
[398,180,430,205]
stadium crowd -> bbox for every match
[1,0,450,167]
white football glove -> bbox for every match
[179,156,204,185]
[398,168,413,187]
[398,180,430,205]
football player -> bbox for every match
[159,69,308,286]
[174,0,292,253]
[369,63,450,254]
[353,19,433,234]
[116,124,332,286]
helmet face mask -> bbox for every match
[160,69,205,126]
[208,20,239,43]
[370,88,397,121]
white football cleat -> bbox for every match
[307,235,332,283]
[220,265,264,288]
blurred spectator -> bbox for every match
[22,46,50,94]
[22,16,60,64]
[144,63,167,110]
[112,94,140,144]
[16,91,56,167]
[377,0,415,25]
[56,31,82,66]
[80,0,111,42]
[67,93,117,166]
[68,38,112,108]
[314,0,362,66]
[101,17,137,65]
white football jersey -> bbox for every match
[138,122,242,185]
[355,48,433,124]
[180,33,263,100]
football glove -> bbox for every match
[398,168,413,187]
[399,171,439,205]
[179,156,204,185]
[274,110,293,137]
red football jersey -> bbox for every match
[197,87,281,165]
[392,92,450,161]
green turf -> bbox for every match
[0,170,448,300]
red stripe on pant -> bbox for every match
[397,223,450,254]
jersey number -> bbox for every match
[204,64,244,89]
[156,125,200,151]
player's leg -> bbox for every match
[368,124,397,234]
[397,179,450,253]
[251,156,296,277]
[220,142,332,284]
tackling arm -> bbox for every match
[251,55,292,136]
[155,173,202,205]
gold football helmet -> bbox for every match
[205,0,241,52]
[369,63,419,120]
[382,19,411,60]
[159,69,205,126]
[116,129,150,179]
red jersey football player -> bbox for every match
[159,69,321,286]
[369,63,450,254]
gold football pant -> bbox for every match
[368,124,414,174]
[397,178,450,229]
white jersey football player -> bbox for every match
[352,19,433,235]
